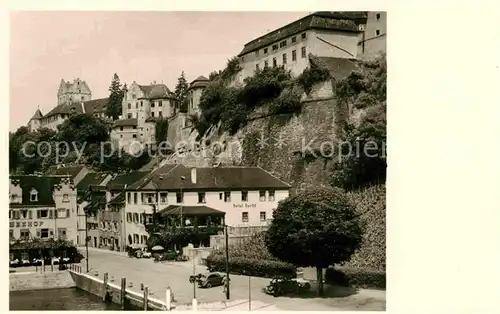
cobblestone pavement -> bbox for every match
[78,248,385,311]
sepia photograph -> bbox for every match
[9,10,387,311]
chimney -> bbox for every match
[191,168,197,184]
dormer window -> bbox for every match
[30,189,38,202]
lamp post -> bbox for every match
[180,176,186,227]
[84,209,89,273]
[225,223,230,300]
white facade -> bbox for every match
[9,176,79,245]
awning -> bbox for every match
[158,205,225,216]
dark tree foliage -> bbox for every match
[154,117,169,145]
[174,71,190,113]
[56,114,110,144]
[332,54,387,190]
[9,127,58,174]
[106,73,124,120]
[265,187,363,296]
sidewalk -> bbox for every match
[78,246,128,257]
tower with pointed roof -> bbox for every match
[28,108,43,132]
[57,78,92,105]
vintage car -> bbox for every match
[196,272,225,288]
[264,277,311,297]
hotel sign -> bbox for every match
[10,221,44,228]
[232,203,257,209]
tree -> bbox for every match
[174,71,189,113]
[106,73,123,120]
[57,114,110,145]
[155,117,170,156]
[265,187,363,296]
[332,54,387,190]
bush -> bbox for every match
[325,267,385,289]
[296,59,331,94]
[210,231,277,261]
[206,255,296,278]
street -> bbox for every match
[78,248,385,311]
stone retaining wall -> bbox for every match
[10,271,75,291]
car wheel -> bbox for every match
[206,283,212,288]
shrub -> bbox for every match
[270,85,303,115]
[297,59,331,95]
[325,266,385,289]
[206,255,296,278]
[210,232,277,261]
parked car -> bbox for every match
[62,257,71,263]
[10,259,20,267]
[51,257,61,264]
[264,277,311,297]
[32,258,43,266]
[197,272,225,288]
[21,258,31,266]
[142,251,152,258]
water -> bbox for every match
[10,288,122,311]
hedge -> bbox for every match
[325,267,386,289]
[206,255,296,278]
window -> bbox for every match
[58,208,67,218]
[176,192,184,203]
[263,48,268,54]
[219,193,223,200]
[62,194,69,202]
[242,212,249,223]
[376,13,381,20]
[10,194,17,202]
[127,193,131,204]
[264,60,268,68]
[127,212,132,222]
[9,229,14,240]
[128,113,132,119]
[20,229,30,240]
[376,29,380,36]
[120,126,124,131]
[269,190,275,201]
[132,94,136,100]
[292,50,297,61]
[159,100,162,107]
[21,209,28,219]
[151,112,155,117]
[136,103,138,109]
[301,32,306,39]
[259,191,266,201]
[255,50,259,57]
[58,228,67,239]
[159,111,163,117]
[301,47,306,58]
[151,102,155,108]
[291,36,296,43]
[273,57,277,67]
[128,103,131,109]
[272,44,278,51]
[224,192,231,202]
[133,193,138,204]
[280,40,287,48]
[260,211,266,221]
[40,228,49,238]
[133,134,137,138]
[30,189,38,202]
[241,191,248,202]
[120,134,123,138]
[145,193,155,204]
[38,209,48,218]
[133,126,137,129]
[133,213,139,223]
[256,63,260,71]
[160,193,167,203]
[282,53,287,65]
[198,192,206,203]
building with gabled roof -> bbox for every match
[57,78,92,105]
[9,174,78,244]
[234,11,385,84]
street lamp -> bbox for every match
[84,208,89,273]
[224,223,230,300]
[180,176,186,227]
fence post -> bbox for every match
[143,286,148,311]
[103,272,108,301]
[165,287,171,311]
[120,278,126,310]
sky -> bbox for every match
[9,11,307,131]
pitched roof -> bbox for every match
[58,78,91,95]
[44,102,84,118]
[106,171,150,191]
[108,192,126,205]
[112,118,137,127]
[189,76,210,90]
[159,205,225,216]
[10,175,73,207]
[138,84,174,100]
[46,165,86,178]
[127,165,291,191]
[238,11,367,56]
[83,98,109,114]
[126,164,181,190]
[309,55,360,80]
[30,109,43,120]
[76,172,109,192]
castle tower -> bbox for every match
[28,108,43,132]
[57,78,92,105]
